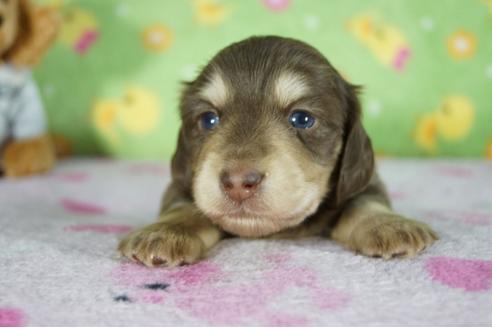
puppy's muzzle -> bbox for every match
[219,168,265,203]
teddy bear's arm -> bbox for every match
[1,77,55,177]
[10,75,47,140]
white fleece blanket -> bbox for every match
[0,158,491,326]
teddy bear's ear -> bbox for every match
[5,0,61,67]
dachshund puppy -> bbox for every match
[119,36,438,267]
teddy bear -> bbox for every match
[0,0,61,177]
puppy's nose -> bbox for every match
[220,169,264,203]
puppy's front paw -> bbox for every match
[118,222,206,267]
[349,215,438,259]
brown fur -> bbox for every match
[119,36,438,267]
[2,0,61,67]
[2,134,55,177]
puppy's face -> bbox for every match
[175,36,372,237]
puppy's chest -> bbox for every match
[269,208,341,239]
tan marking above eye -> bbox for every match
[274,71,309,108]
[198,72,229,108]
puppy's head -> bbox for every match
[174,36,374,237]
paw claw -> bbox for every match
[118,223,206,268]
[349,215,438,260]
[152,257,166,266]
[391,251,407,258]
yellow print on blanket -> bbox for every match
[92,87,160,145]
[59,6,99,55]
[347,12,411,72]
[193,0,232,27]
[415,95,475,153]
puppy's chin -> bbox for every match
[209,214,304,237]
[194,190,323,237]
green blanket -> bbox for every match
[34,0,492,159]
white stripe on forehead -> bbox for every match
[199,72,229,107]
[274,71,309,107]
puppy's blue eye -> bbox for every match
[200,111,220,130]
[289,110,315,129]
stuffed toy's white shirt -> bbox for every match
[0,64,46,145]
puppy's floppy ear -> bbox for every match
[334,77,375,206]
[5,0,60,67]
